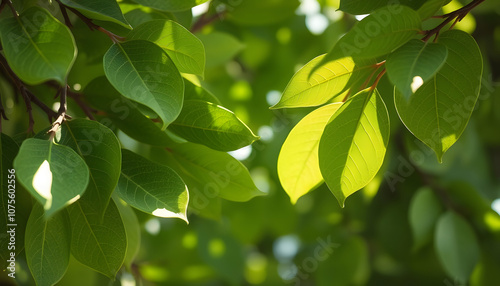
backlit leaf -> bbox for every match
[14,138,89,217]
[128,20,205,76]
[278,103,342,204]
[272,55,376,109]
[319,88,390,207]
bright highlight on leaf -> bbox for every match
[319,88,390,207]
[411,76,424,93]
[32,160,53,210]
[278,103,342,204]
[271,55,376,109]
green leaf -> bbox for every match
[278,103,342,204]
[196,32,245,68]
[68,200,127,278]
[131,0,210,12]
[271,54,376,109]
[14,138,89,217]
[183,75,221,104]
[152,142,264,202]
[0,6,77,85]
[103,40,184,130]
[339,0,428,15]
[319,88,390,207]
[169,100,259,152]
[113,197,141,268]
[128,20,205,76]
[226,0,300,26]
[84,76,174,146]
[418,0,452,20]
[56,119,121,215]
[386,39,448,99]
[435,211,480,283]
[409,187,443,251]
[394,30,483,162]
[25,204,71,286]
[115,149,189,222]
[60,0,131,29]
[317,6,421,67]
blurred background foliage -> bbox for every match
[2,0,500,285]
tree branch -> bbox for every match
[48,85,68,139]
[46,81,97,120]
[422,0,486,42]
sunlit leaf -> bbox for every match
[169,100,259,152]
[271,55,376,109]
[278,103,342,204]
[25,204,71,286]
[103,40,184,130]
[386,39,448,99]
[115,149,189,222]
[128,19,205,76]
[395,30,483,161]
[319,88,390,207]
[435,211,480,283]
[14,138,89,217]
[0,6,77,84]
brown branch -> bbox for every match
[191,10,227,33]
[0,0,18,17]
[370,68,386,90]
[48,85,68,139]
[55,0,125,43]
[46,81,97,120]
[422,0,486,42]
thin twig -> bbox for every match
[422,0,486,42]
[20,87,34,134]
[48,85,68,139]
[46,81,97,120]
[370,69,386,90]
[0,0,18,17]
[190,10,227,33]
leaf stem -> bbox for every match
[0,0,18,17]
[191,10,227,33]
[48,85,68,139]
[370,68,386,91]
[422,0,486,42]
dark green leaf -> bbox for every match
[435,211,480,283]
[395,30,483,161]
[68,200,127,278]
[103,40,184,130]
[57,119,121,215]
[128,20,205,76]
[60,0,131,29]
[386,39,448,99]
[339,0,427,15]
[169,100,259,152]
[14,138,89,217]
[0,7,77,84]
[319,88,390,207]
[409,187,443,251]
[113,197,141,267]
[115,149,189,222]
[25,203,71,286]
